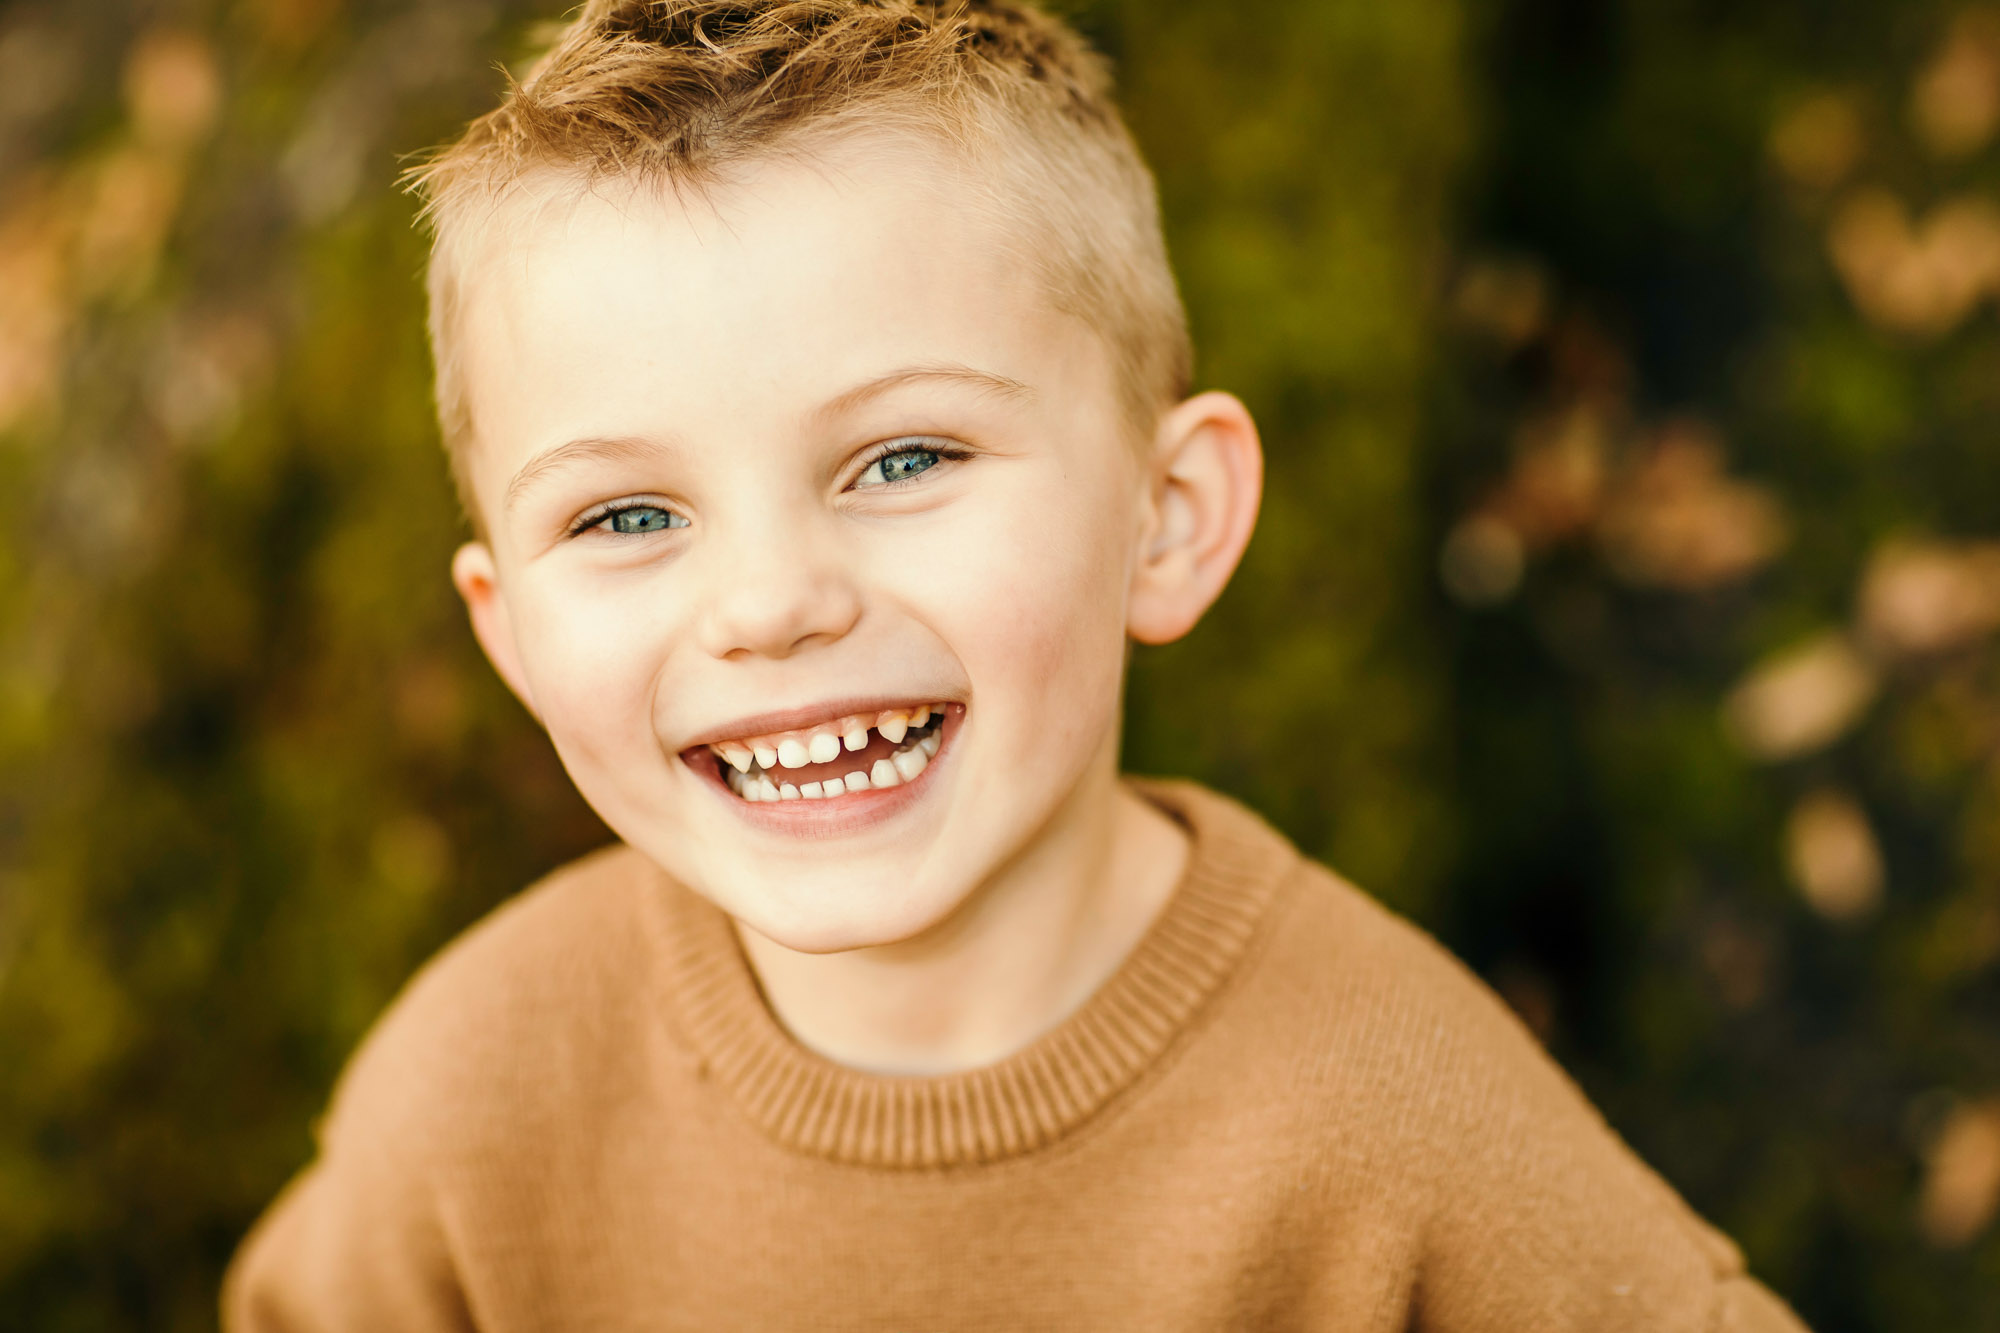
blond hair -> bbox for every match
[406,0,1191,524]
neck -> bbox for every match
[733,760,1190,1075]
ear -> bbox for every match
[1127,390,1263,645]
[451,541,540,719]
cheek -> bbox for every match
[510,572,676,757]
[926,461,1135,716]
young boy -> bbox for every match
[226,2,1811,1328]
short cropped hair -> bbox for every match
[407,0,1192,525]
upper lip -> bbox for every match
[677,694,958,751]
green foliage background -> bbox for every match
[3,0,1998,1327]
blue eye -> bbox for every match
[857,445,940,487]
[600,504,688,535]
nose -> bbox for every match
[691,523,863,661]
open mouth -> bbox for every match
[699,703,954,803]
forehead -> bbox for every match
[451,136,1096,470]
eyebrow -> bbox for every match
[505,434,674,513]
[811,362,1035,424]
[503,363,1034,512]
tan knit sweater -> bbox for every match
[225,780,1808,1331]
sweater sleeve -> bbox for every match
[1717,1274,1812,1332]
[1408,1122,1812,1333]
[221,961,480,1332]
[1407,1088,1814,1333]
[220,848,643,1331]
[221,1143,474,1333]
[1380,916,1813,1332]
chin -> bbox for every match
[724,864,975,955]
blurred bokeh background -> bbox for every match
[2,0,1998,1326]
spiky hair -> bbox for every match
[407,0,1191,523]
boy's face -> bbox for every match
[449,139,1158,953]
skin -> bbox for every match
[448,135,1262,1074]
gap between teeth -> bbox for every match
[712,705,940,774]
[718,710,945,802]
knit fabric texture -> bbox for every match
[224,779,1810,1331]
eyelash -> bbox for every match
[564,437,970,538]
[850,436,971,487]
[567,497,682,539]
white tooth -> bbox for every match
[779,783,801,801]
[808,731,841,764]
[721,744,754,773]
[738,775,761,801]
[752,745,779,770]
[726,767,746,795]
[822,776,845,796]
[801,781,825,799]
[878,712,909,744]
[891,744,928,781]
[756,776,780,801]
[843,769,872,792]
[777,738,810,769]
[870,757,901,788]
[919,730,941,757]
[843,723,868,751]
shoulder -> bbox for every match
[416,840,659,1006]
[1291,862,1542,1068]
[1230,851,1770,1324]
[1144,778,1561,1128]
[385,839,658,1045]
[1253,857,1683,1194]
[1149,778,1527,1081]
[315,842,672,1161]
[1245,850,1586,1119]
[1143,778,1766,1314]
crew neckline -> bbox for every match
[645,778,1299,1168]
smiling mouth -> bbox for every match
[700,703,952,802]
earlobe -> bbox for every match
[1127,390,1264,646]
[451,542,540,719]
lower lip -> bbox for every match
[689,708,960,838]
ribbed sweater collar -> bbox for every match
[646,779,1299,1169]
